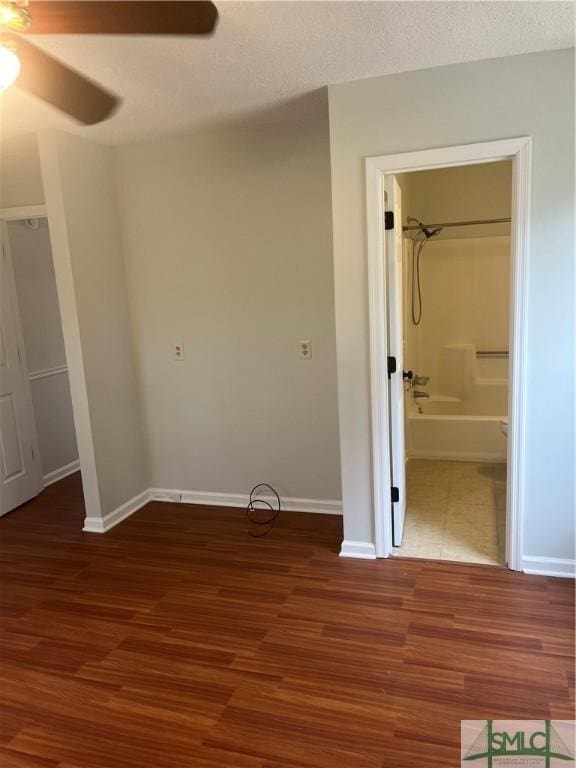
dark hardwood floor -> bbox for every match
[1,473,574,767]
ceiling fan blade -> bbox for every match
[24,1,218,35]
[6,33,119,125]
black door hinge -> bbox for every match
[391,486,399,503]
[387,356,397,378]
[384,211,394,230]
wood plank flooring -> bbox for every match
[1,473,574,767]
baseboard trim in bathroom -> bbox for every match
[408,450,506,463]
[522,556,575,579]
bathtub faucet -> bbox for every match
[413,390,430,399]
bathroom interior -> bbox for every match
[393,161,511,566]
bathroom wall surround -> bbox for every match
[404,236,510,390]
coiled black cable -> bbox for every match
[245,483,281,537]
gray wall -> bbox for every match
[115,120,341,501]
[41,132,149,519]
[9,218,78,479]
[328,48,575,562]
[0,134,45,208]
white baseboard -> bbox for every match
[43,459,80,487]
[339,540,376,559]
[82,487,341,535]
[521,556,575,579]
[83,489,151,533]
[149,488,342,515]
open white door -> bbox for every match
[0,226,43,516]
[384,176,407,547]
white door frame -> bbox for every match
[365,137,532,569]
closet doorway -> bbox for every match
[0,211,81,518]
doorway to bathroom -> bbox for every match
[393,161,511,565]
[365,138,531,570]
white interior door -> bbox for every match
[0,226,43,516]
[385,176,407,547]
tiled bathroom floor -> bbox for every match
[393,460,506,566]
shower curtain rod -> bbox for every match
[402,216,511,231]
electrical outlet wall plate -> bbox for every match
[299,340,312,359]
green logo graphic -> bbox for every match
[464,720,574,767]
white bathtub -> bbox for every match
[406,381,507,462]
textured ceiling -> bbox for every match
[1,0,574,146]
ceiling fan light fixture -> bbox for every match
[0,1,219,124]
[0,42,20,91]
[0,1,31,31]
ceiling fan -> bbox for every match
[0,1,218,125]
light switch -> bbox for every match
[299,340,312,360]
[173,343,185,361]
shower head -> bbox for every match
[406,217,442,240]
